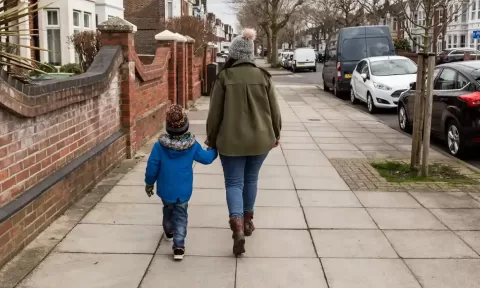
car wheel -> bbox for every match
[350,88,358,104]
[446,120,465,157]
[367,93,377,114]
[398,104,412,133]
[313,67,317,72]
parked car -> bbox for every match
[323,25,396,97]
[437,48,480,64]
[397,61,480,157]
[291,48,317,72]
[351,56,417,113]
[281,52,293,68]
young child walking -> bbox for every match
[144,104,217,260]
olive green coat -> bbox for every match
[206,60,282,156]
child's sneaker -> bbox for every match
[164,232,174,241]
[173,248,185,260]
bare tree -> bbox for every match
[237,2,267,56]
[396,0,469,176]
[164,16,215,55]
[356,0,392,25]
[299,0,339,49]
[335,0,364,27]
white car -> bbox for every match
[291,48,317,72]
[350,56,417,114]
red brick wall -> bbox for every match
[192,56,203,100]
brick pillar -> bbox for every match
[210,47,216,63]
[186,37,195,103]
[98,17,137,158]
[176,41,187,108]
[159,40,177,104]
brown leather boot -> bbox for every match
[229,217,245,256]
[244,211,255,236]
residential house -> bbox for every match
[95,0,125,26]
[193,0,206,20]
[125,0,194,54]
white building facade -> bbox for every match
[95,0,125,26]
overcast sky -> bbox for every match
[207,0,237,30]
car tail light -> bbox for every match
[337,62,341,81]
[443,56,448,60]
[458,92,480,107]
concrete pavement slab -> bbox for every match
[430,209,480,230]
[193,174,225,189]
[309,131,345,138]
[410,192,480,208]
[236,258,328,288]
[289,166,341,178]
[282,131,311,137]
[17,253,151,288]
[101,186,162,204]
[253,207,307,229]
[405,259,480,288]
[455,231,480,254]
[314,137,352,144]
[304,208,377,229]
[258,177,295,190]
[367,208,447,230]
[293,177,350,190]
[283,150,331,166]
[187,206,229,228]
[469,192,480,202]
[242,229,316,258]
[140,256,235,288]
[298,190,362,207]
[258,165,291,178]
[279,136,316,144]
[189,189,301,207]
[312,230,397,258]
[323,259,421,288]
[355,144,397,151]
[384,230,478,258]
[156,228,232,257]
[323,150,367,159]
[280,143,320,150]
[81,203,163,225]
[56,224,161,254]
[189,189,226,206]
[317,143,359,151]
[354,192,421,208]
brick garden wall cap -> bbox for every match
[98,16,137,33]
[207,42,216,48]
[174,33,188,43]
[155,30,179,41]
[185,36,195,43]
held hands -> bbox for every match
[274,139,280,148]
[145,184,154,197]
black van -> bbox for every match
[322,26,395,97]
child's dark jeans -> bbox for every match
[162,200,188,249]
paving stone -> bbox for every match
[410,192,480,208]
[346,137,386,144]
[189,189,226,206]
[280,143,320,150]
[355,144,397,151]
[311,230,397,258]
[193,174,225,189]
[362,150,410,159]
[258,177,295,189]
[253,207,307,228]
[405,259,480,288]
[254,189,300,207]
[354,192,421,208]
[293,177,350,190]
[469,192,480,202]
[298,190,362,207]
[456,231,480,254]
[309,131,345,138]
[323,150,367,159]
[384,230,478,258]
[56,224,161,253]
[304,208,377,229]
[282,131,311,137]
[341,132,377,138]
[263,154,287,166]
[17,253,151,288]
[317,143,359,151]
[236,258,328,288]
[81,203,163,225]
[430,209,480,230]
[194,160,223,174]
[284,150,331,166]
[140,256,235,288]
[323,259,421,288]
[117,171,145,185]
[289,166,341,178]
[368,208,447,230]
[259,165,291,178]
[156,228,232,256]
[243,229,316,258]
[188,206,229,228]
[101,186,162,204]
[280,136,316,144]
[314,137,352,144]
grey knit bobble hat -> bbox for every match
[228,28,256,61]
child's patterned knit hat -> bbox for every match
[166,104,189,135]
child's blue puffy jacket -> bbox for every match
[145,133,217,203]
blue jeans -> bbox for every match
[162,200,188,249]
[220,153,268,218]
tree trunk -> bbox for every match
[421,55,435,177]
[411,54,425,170]
[266,32,272,63]
[271,31,279,67]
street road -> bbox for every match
[272,63,480,168]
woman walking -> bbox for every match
[206,28,282,256]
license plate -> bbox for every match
[297,63,303,66]
[345,74,352,79]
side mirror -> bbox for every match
[410,82,416,90]
[360,73,368,81]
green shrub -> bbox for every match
[59,63,83,74]
[394,39,411,52]
[29,62,57,77]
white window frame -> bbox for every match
[167,0,173,19]
[73,10,81,28]
[45,9,61,65]
[84,12,92,29]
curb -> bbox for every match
[311,85,480,173]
